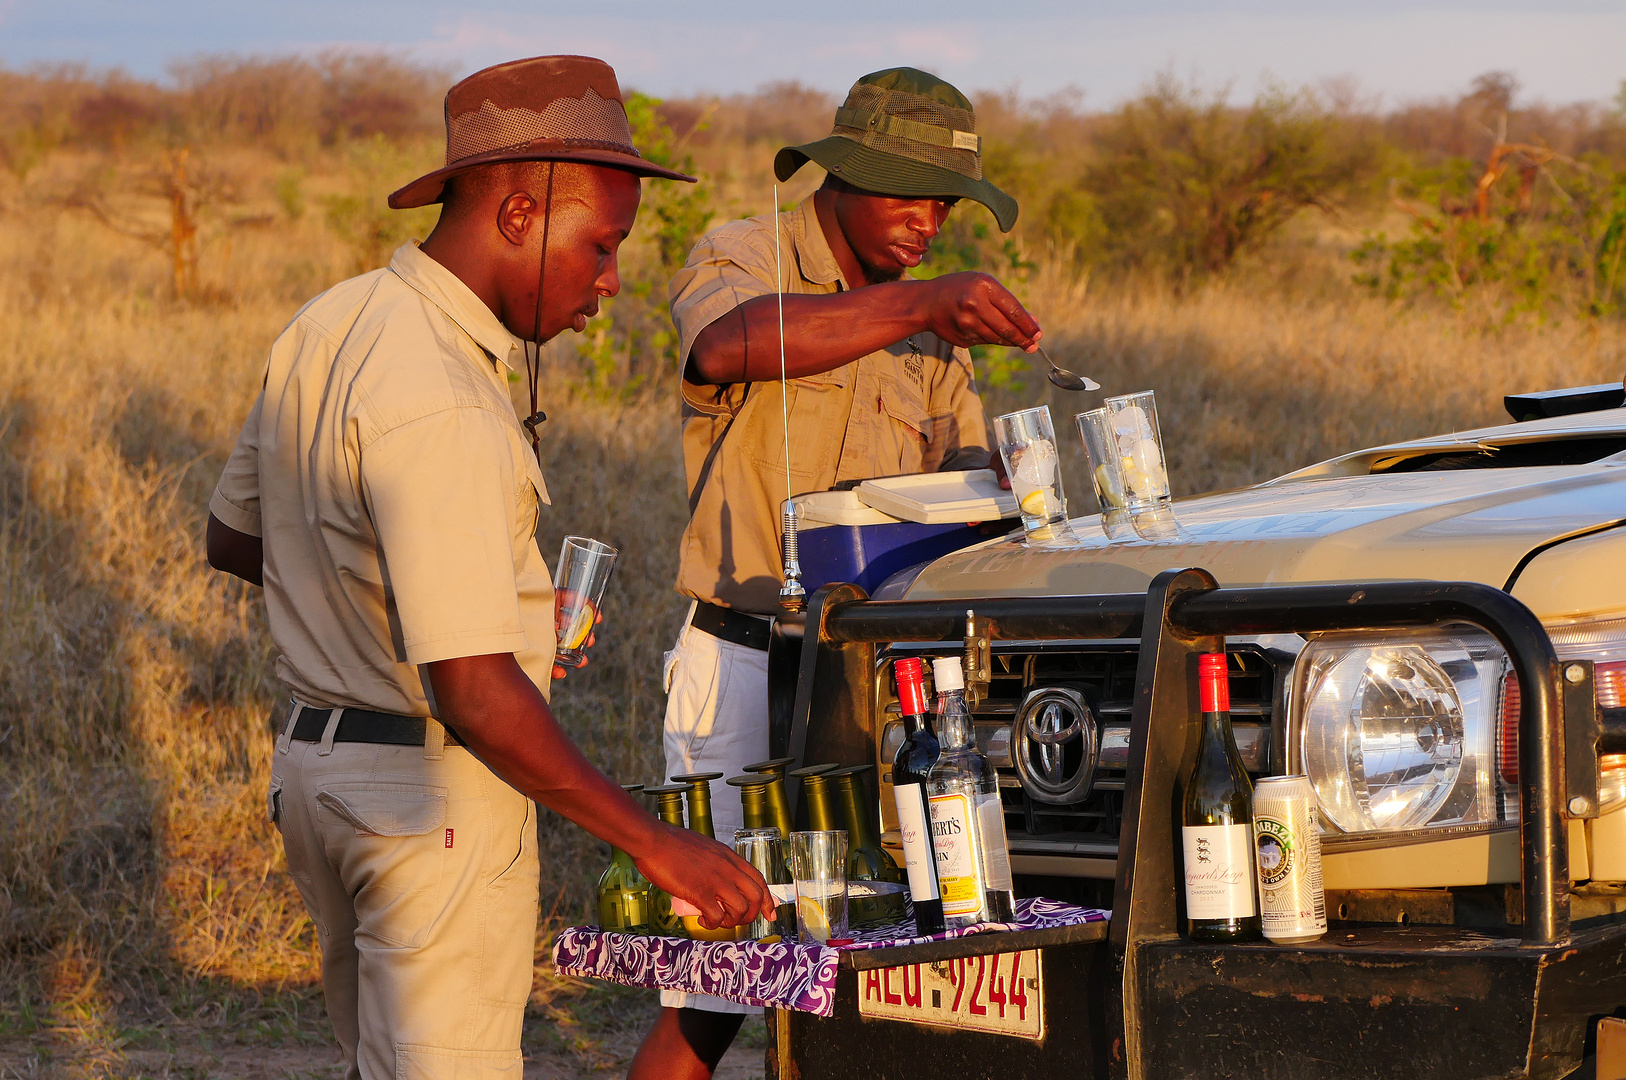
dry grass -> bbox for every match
[1,124,1624,1078]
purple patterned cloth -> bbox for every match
[550,897,1109,1017]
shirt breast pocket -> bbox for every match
[877,376,931,474]
[742,370,848,476]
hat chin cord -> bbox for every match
[522,162,557,464]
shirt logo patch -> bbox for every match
[445,828,454,848]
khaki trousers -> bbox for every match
[271,704,540,1079]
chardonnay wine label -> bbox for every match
[1182,824,1256,919]
[929,791,982,917]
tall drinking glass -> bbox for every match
[993,406,1068,540]
[734,827,789,940]
[1102,391,1172,512]
[788,830,849,944]
[1075,407,1126,514]
[554,536,616,668]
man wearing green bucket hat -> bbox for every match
[632,67,1042,1080]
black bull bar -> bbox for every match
[765,568,1624,1080]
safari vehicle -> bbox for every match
[766,382,1626,1079]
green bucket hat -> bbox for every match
[775,67,1018,233]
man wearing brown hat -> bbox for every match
[631,66,1041,1079]
[204,56,772,1079]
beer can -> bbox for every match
[1251,775,1327,942]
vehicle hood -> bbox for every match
[905,464,1626,617]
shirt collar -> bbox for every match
[388,241,526,369]
[790,197,846,289]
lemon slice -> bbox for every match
[559,599,596,650]
[1094,465,1126,509]
[1019,489,1051,517]
[680,914,742,942]
[797,896,832,942]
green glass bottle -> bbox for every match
[644,783,691,938]
[596,784,653,934]
[744,757,797,838]
[671,771,724,839]
[794,767,839,831]
[727,774,773,833]
[829,764,907,927]
[1182,652,1262,942]
[788,762,840,831]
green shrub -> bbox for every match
[1071,76,1384,281]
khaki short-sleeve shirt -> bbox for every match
[210,242,556,715]
[669,197,991,614]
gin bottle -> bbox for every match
[926,655,1016,928]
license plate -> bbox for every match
[856,949,1044,1040]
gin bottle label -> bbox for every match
[929,791,982,918]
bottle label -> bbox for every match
[1182,824,1256,919]
[894,782,939,902]
[929,791,983,917]
[977,792,1014,892]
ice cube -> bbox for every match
[1011,438,1057,488]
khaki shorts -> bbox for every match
[271,704,540,1079]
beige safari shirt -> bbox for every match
[670,197,991,614]
[210,242,556,716]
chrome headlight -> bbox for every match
[1292,628,1507,837]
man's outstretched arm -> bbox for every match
[206,513,263,587]
[687,271,1042,386]
[428,652,775,930]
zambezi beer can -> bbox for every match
[1252,775,1327,942]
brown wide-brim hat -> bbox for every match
[775,66,1016,233]
[389,55,694,210]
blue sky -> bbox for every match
[3,0,1623,106]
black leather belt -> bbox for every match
[690,601,771,651]
[289,705,463,747]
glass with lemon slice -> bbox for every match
[994,406,1070,541]
[1102,391,1172,512]
[553,536,617,668]
[788,830,849,944]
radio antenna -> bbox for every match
[774,183,805,614]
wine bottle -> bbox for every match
[829,764,907,927]
[596,784,653,934]
[790,764,841,830]
[926,656,1015,928]
[1181,652,1261,942]
[744,757,797,839]
[669,772,743,941]
[726,774,773,832]
[890,657,946,935]
[672,771,724,839]
[644,784,691,938]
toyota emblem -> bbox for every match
[1012,686,1099,804]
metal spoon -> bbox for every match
[1037,345,1100,392]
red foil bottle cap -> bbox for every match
[1199,652,1230,713]
[894,657,929,717]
